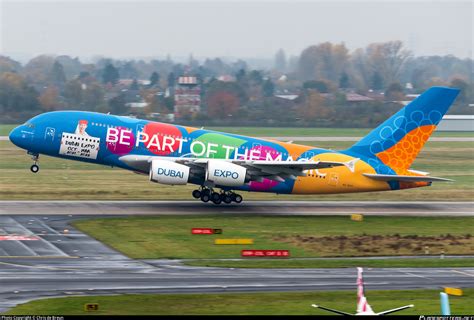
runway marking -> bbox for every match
[399,270,432,280]
[451,269,474,277]
[35,220,63,235]
[0,260,94,272]
[0,236,39,241]
[0,255,79,259]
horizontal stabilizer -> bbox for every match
[376,304,414,315]
[311,304,353,316]
[363,173,452,182]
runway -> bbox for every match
[1,200,473,216]
[0,215,473,313]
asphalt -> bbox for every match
[0,213,473,313]
[1,201,473,216]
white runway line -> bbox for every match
[451,269,474,277]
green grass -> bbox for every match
[1,140,473,200]
[73,216,474,260]
[6,289,473,315]
[185,258,474,269]
[0,124,16,136]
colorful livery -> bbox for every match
[9,87,459,204]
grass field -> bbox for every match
[0,124,16,135]
[73,216,474,264]
[1,140,473,200]
[6,289,473,315]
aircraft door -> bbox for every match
[136,124,145,135]
[251,143,262,160]
[328,173,339,186]
[135,124,145,150]
[44,127,56,143]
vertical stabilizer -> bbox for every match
[346,87,460,174]
[356,267,374,314]
[440,292,451,315]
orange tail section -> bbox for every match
[346,87,460,175]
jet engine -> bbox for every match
[149,159,190,185]
[206,160,247,187]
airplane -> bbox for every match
[8,86,459,204]
[312,267,414,315]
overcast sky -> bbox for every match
[1,0,472,62]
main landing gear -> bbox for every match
[192,187,243,205]
[30,153,39,173]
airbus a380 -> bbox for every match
[9,86,459,204]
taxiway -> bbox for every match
[0,204,473,313]
[0,200,472,216]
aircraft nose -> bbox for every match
[9,125,23,147]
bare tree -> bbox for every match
[366,41,412,86]
[298,42,349,83]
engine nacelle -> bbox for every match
[149,159,190,185]
[206,160,247,187]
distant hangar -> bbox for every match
[437,115,474,131]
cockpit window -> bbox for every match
[25,122,35,129]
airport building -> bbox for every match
[174,76,201,117]
[437,115,474,131]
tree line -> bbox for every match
[0,40,472,126]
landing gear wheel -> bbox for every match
[223,194,232,204]
[211,192,221,202]
[202,189,211,197]
[29,153,39,173]
[233,194,243,203]
[212,197,222,205]
[192,190,201,199]
[200,193,210,202]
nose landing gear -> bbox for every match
[191,187,242,205]
[29,153,39,173]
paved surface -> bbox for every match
[1,201,473,216]
[1,136,473,142]
[0,214,473,313]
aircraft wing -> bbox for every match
[363,173,452,182]
[119,155,350,183]
[376,304,414,315]
[311,304,354,316]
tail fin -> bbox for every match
[346,87,460,174]
[356,267,374,314]
[440,292,451,315]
